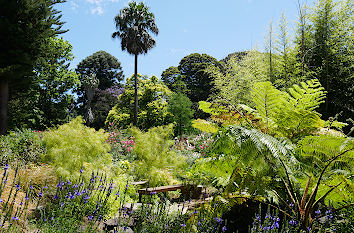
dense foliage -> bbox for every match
[42,117,112,180]
[0,0,66,134]
[75,51,124,129]
[168,92,194,138]
[129,124,186,186]
[8,37,80,130]
[106,75,172,130]
[0,0,352,232]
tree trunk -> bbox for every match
[134,54,138,126]
[0,78,9,135]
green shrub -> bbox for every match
[130,124,187,186]
[106,75,172,130]
[0,129,45,164]
[42,117,112,180]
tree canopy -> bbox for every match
[106,75,171,130]
[0,0,66,134]
[76,50,124,90]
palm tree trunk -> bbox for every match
[134,54,138,126]
[0,78,9,135]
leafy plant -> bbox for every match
[168,92,194,139]
[251,79,326,139]
[106,75,172,130]
[272,135,354,230]
[0,129,45,164]
[209,124,354,231]
[130,124,187,186]
[190,125,295,196]
[42,117,112,180]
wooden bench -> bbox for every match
[138,184,185,202]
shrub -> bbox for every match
[0,129,45,164]
[106,122,136,163]
[42,117,112,180]
[106,75,172,130]
[130,124,187,186]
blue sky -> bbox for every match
[56,0,313,79]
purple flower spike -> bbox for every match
[222,226,227,232]
[4,164,9,170]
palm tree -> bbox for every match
[112,1,158,126]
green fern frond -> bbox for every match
[251,80,326,139]
[287,79,326,111]
[251,81,285,129]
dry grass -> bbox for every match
[0,163,58,231]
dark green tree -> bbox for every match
[304,0,353,124]
[8,37,79,130]
[161,66,181,89]
[0,0,66,134]
[76,50,124,90]
[178,53,222,103]
[90,86,123,130]
[112,1,159,126]
[75,51,124,129]
[220,51,248,65]
[168,92,194,139]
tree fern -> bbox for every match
[296,135,354,207]
[251,79,326,139]
[251,81,285,130]
[286,79,326,111]
[191,125,297,199]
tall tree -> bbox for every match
[8,37,79,130]
[0,0,65,134]
[161,66,181,89]
[178,53,222,104]
[112,1,158,126]
[208,49,268,107]
[168,92,194,139]
[306,0,353,122]
[76,50,124,90]
[75,51,124,128]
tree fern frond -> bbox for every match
[251,81,285,129]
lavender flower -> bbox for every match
[289,219,298,225]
